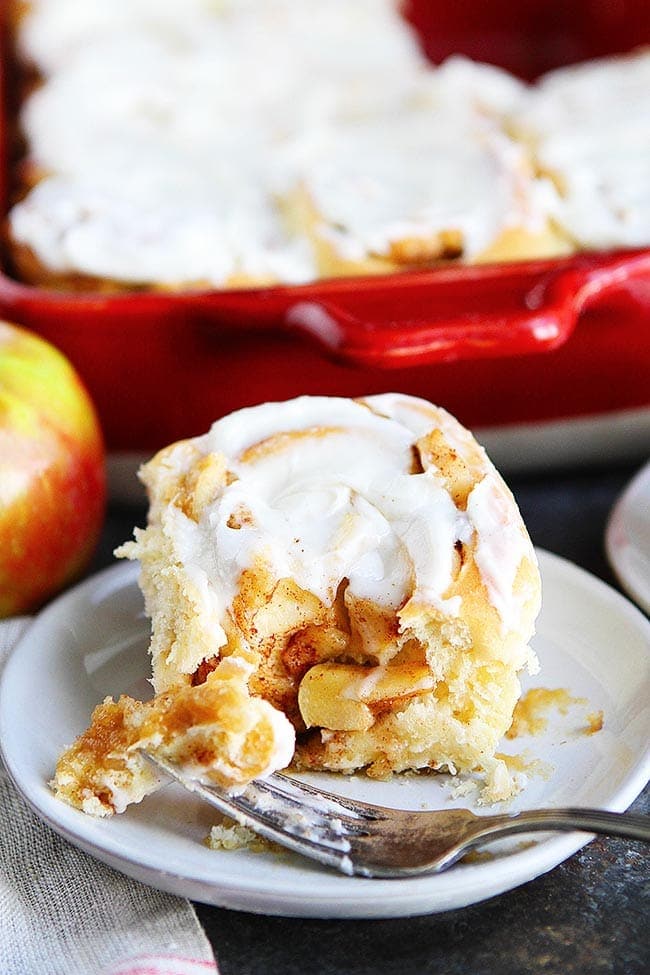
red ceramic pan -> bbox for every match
[1,0,649,470]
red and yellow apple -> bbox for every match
[0,321,106,617]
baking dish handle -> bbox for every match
[284,252,650,368]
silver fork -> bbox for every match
[143,753,650,878]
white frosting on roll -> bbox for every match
[9,174,315,285]
[299,113,550,262]
[432,56,528,116]
[18,0,423,79]
[466,475,531,634]
[519,49,650,248]
[154,396,535,637]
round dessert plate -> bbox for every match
[1,551,649,919]
[605,459,650,615]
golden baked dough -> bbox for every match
[52,657,295,816]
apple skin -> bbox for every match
[0,321,106,617]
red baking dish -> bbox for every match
[1,0,649,477]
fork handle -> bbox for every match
[476,808,650,844]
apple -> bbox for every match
[0,321,106,617]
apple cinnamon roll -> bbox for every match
[53,394,541,813]
[53,393,541,816]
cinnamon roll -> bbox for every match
[53,394,541,814]
[513,48,650,251]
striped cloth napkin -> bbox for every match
[0,617,219,975]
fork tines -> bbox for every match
[143,752,374,874]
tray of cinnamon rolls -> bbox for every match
[0,0,649,473]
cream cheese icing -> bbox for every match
[142,395,535,639]
[17,0,423,79]
[298,112,551,262]
[518,49,650,249]
[9,174,316,285]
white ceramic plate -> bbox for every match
[606,459,650,615]
[1,551,649,919]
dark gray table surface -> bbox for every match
[93,460,649,975]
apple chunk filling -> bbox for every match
[298,661,437,732]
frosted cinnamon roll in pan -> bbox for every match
[284,61,570,278]
[53,394,541,814]
[514,48,650,251]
